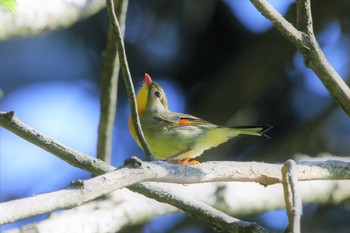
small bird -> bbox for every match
[129,73,271,167]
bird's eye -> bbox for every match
[154,91,162,98]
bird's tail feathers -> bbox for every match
[230,125,272,138]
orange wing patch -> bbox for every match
[178,117,209,126]
[178,118,192,126]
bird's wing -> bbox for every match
[156,112,215,127]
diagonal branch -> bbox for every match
[106,0,153,159]
[250,0,350,117]
[97,0,129,163]
[250,0,303,45]
[0,111,114,175]
[131,183,271,233]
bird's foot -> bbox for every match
[170,157,200,168]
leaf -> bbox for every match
[0,0,16,12]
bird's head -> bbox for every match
[136,73,168,115]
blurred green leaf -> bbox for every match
[0,0,16,12]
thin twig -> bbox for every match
[250,0,350,117]
[97,0,129,163]
[131,183,271,233]
[282,160,302,233]
[106,0,153,159]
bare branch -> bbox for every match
[250,0,350,117]
[6,180,350,233]
[106,0,153,159]
[1,155,349,225]
[3,190,177,233]
[282,160,302,233]
[0,164,160,225]
[131,183,271,233]
[0,111,114,175]
[1,111,350,187]
[250,0,303,45]
[97,0,129,163]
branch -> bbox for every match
[296,0,313,35]
[0,111,114,175]
[5,193,174,233]
[6,180,350,233]
[0,162,159,225]
[3,190,177,233]
[131,183,271,233]
[282,160,302,233]
[1,110,350,184]
[250,0,350,117]
[106,0,153,159]
[97,0,129,163]
[1,111,350,229]
[0,0,105,40]
[249,0,302,45]
[1,155,349,224]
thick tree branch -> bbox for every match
[1,155,349,224]
[106,0,153,159]
[250,0,350,117]
[97,0,129,163]
[282,160,302,233]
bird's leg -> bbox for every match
[166,148,200,168]
[180,157,200,168]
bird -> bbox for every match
[128,73,271,167]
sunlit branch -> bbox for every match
[7,180,350,233]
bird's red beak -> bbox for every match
[145,73,152,87]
